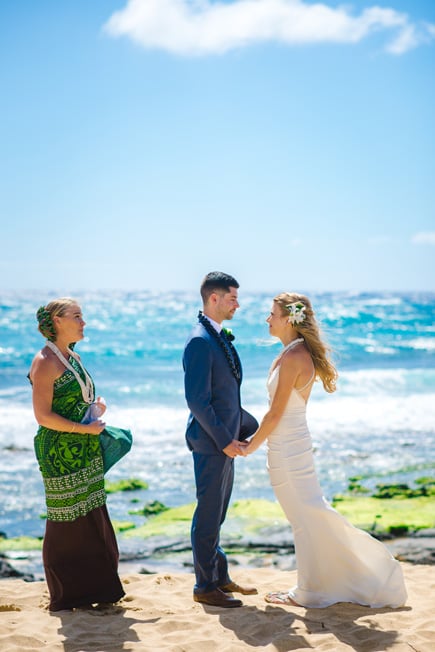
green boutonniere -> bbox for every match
[222,327,235,341]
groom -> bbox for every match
[183,271,258,608]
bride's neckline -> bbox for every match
[281,337,304,354]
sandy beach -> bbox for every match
[1,563,434,651]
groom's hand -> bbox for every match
[223,440,245,458]
[237,441,249,457]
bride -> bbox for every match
[243,292,407,608]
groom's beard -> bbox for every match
[222,307,237,321]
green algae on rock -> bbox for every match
[105,478,149,493]
[0,536,43,552]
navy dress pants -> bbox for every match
[191,452,234,593]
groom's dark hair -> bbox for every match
[200,271,239,303]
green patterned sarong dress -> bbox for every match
[34,360,106,521]
[33,359,124,611]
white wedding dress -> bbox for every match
[266,360,407,608]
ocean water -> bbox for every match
[0,290,434,544]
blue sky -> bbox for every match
[1,0,434,294]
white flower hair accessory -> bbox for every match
[286,302,306,325]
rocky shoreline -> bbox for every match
[2,484,434,581]
[118,527,435,575]
[3,526,434,583]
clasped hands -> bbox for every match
[222,439,252,458]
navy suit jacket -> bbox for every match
[183,322,258,454]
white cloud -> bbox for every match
[103,0,431,56]
[412,232,435,245]
[385,24,419,55]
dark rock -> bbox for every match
[386,537,435,565]
[0,556,35,581]
[413,528,435,538]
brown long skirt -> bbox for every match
[43,505,125,611]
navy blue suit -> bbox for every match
[183,319,258,593]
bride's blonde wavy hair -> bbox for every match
[274,292,338,393]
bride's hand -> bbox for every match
[243,440,257,455]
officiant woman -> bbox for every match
[28,297,125,611]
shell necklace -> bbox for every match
[46,340,94,404]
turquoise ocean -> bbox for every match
[1,291,434,557]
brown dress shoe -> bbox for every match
[220,581,258,595]
[193,588,243,608]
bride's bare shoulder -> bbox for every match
[282,344,313,374]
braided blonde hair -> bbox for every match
[36,297,78,341]
[274,292,338,393]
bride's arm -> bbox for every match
[243,354,301,454]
